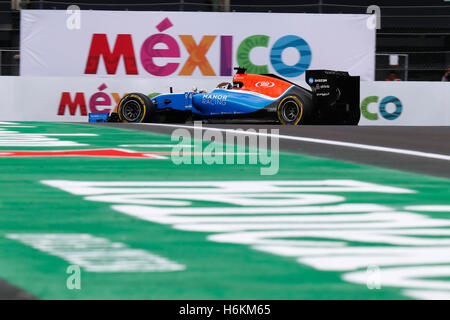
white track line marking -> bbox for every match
[36,134,98,136]
[0,126,36,128]
[142,154,169,159]
[119,144,193,148]
[140,123,450,162]
[405,205,450,212]
[0,133,98,137]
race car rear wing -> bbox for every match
[305,70,360,111]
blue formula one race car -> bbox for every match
[106,67,360,125]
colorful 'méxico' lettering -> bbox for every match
[84,18,312,78]
[85,34,138,75]
[58,92,87,116]
[57,83,126,117]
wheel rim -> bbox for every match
[282,100,300,122]
[122,100,142,122]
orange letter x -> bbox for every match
[179,35,216,76]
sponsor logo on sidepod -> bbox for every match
[255,81,275,88]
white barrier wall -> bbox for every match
[0,76,449,125]
[359,82,450,125]
[0,76,225,122]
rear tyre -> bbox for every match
[117,93,154,123]
[277,95,311,125]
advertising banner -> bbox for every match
[359,82,450,126]
[0,76,222,122]
[0,76,448,125]
[20,10,376,81]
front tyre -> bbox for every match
[117,93,154,123]
[277,95,307,125]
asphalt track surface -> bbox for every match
[99,123,450,179]
[0,280,36,300]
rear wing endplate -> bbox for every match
[305,70,360,110]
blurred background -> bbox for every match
[1,0,449,80]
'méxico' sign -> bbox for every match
[20,10,375,80]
